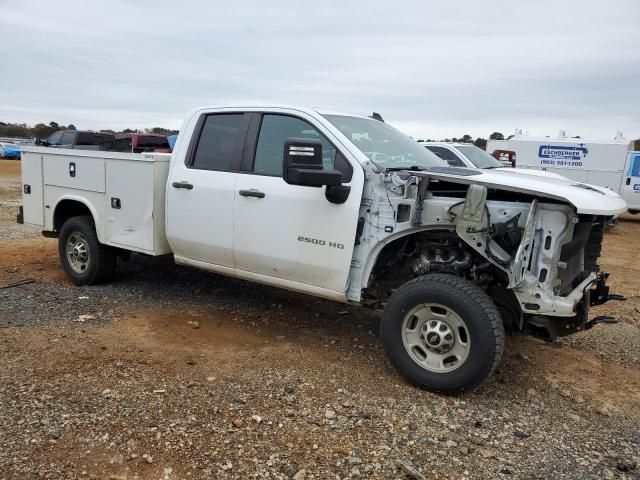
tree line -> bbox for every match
[416,132,507,150]
[0,121,178,139]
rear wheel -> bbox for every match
[381,274,504,393]
[58,215,116,285]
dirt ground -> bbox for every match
[1,160,639,480]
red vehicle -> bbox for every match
[112,133,171,153]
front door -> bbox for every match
[233,112,363,295]
[166,112,250,267]
[621,152,640,211]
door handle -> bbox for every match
[239,189,265,198]
[172,181,193,190]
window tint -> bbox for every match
[47,132,62,145]
[253,115,338,177]
[60,131,76,146]
[192,114,244,171]
[77,132,101,146]
[424,146,465,166]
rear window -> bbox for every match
[191,114,244,171]
[77,132,114,146]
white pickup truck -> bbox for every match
[18,106,628,393]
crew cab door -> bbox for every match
[621,152,640,210]
[233,112,363,296]
[166,112,250,267]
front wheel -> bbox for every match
[58,215,116,286]
[381,274,505,393]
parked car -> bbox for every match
[41,130,115,151]
[112,133,171,153]
[0,141,21,159]
[19,105,627,393]
[420,142,568,180]
[486,133,639,213]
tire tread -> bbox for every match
[381,274,505,392]
[59,215,116,285]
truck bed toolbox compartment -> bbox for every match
[20,147,171,256]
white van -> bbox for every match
[486,134,638,213]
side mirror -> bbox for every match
[283,138,342,187]
[446,159,460,166]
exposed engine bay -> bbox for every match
[347,169,622,340]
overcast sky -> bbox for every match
[1,0,639,140]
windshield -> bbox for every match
[2,143,18,148]
[456,145,502,169]
[323,115,444,169]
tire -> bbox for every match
[381,274,504,393]
[58,215,116,286]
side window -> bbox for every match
[253,114,351,181]
[77,132,102,146]
[425,146,465,166]
[60,131,76,146]
[631,154,640,177]
[191,114,244,171]
[47,131,62,145]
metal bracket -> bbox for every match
[590,272,626,306]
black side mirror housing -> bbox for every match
[283,137,342,187]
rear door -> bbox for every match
[165,112,250,267]
[233,111,363,295]
[621,152,640,210]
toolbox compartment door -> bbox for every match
[43,151,105,193]
[105,159,170,254]
[21,152,44,226]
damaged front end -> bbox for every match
[407,170,626,340]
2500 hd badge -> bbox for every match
[297,236,345,249]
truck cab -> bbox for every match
[42,130,115,151]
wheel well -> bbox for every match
[53,200,93,232]
[364,230,516,323]
[369,229,459,281]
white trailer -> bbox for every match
[486,133,639,213]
